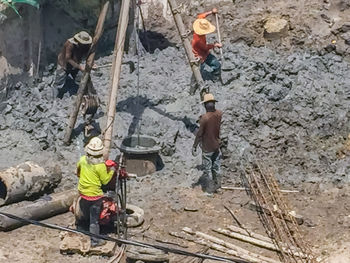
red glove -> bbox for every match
[105,160,117,167]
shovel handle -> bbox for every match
[215,13,223,59]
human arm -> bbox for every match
[197,8,218,18]
[96,163,115,185]
[65,42,84,71]
[193,116,206,150]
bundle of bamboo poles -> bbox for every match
[242,163,316,263]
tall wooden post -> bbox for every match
[167,0,204,88]
[103,0,131,159]
[63,2,110,145]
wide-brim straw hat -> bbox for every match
[85,137,104,156]
[201,93,218,104]
[74,31,92,45]
[193,18,216,35]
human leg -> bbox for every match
[89,198,105,247]
[76,198,90,231]
[206,54,221,81]
[202,151,216,193]
[211,150,222,190]
[53,65,67,99]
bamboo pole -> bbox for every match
[221,186,299,193]
[63,2,110,145]
[182,227,280,263]
[227,225,274,244]
[103,0,131,159]
[217,227,306,258]
[167,0,204,91]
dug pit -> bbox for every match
[118,135,162,177]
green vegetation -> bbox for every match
[1,0,39,17]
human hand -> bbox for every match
[79,64,85,71]
[92,64,98,70]
[214,42,223,48]
[212,8,218,14]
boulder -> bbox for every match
[264,17,289,40]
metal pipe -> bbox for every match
[0,162,62,206]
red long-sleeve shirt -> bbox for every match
[192,13,215,63]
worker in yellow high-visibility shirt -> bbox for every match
[76,137,114,247]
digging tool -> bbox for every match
[215,13,223,60]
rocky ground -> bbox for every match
[0,0,350,262]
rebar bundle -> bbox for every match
[243,163,316,263]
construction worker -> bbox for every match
[192,8,222,82]
[54,31,93,98]
[76,137,114,247]
[192,93,223,193]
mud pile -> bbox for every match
[1,41,350,187]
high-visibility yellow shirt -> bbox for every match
[77,155,114,197]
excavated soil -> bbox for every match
[1,0,350,262]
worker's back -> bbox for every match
[77,155,113,197]
[199,109,222,153]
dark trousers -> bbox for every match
[53,65,94,99]
[202,150,222,193]
[200,54,221,81]
[76,198,103,243]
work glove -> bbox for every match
[192,146,198,157]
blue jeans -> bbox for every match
[202,150,222,193]
[200,54,221,81]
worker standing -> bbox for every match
[76,137,114,247]
[54,31,93,98]
[192,8,222,82]
[192,93,223,193]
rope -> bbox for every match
[0,211,249,263]
[136,0,142,145]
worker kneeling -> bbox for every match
[76,137,115,247]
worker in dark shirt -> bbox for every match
[54,31,92,98]
[192,8,222,82]
[192,93,223,193]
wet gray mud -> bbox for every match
[0,42,349,188]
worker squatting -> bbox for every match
[56,9,223,247]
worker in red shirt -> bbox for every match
[192,8,222,82]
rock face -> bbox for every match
[0,40,349,187]
[264,17,289,40]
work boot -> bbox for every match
[90,223,106,247]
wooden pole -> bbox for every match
[63,2,110,145]
[215,13,223,60]
[167,0,204,90]
[182,227,280,263]
[216,227,306,258]
[103,0,131,159]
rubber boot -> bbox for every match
[90,223,106,247]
